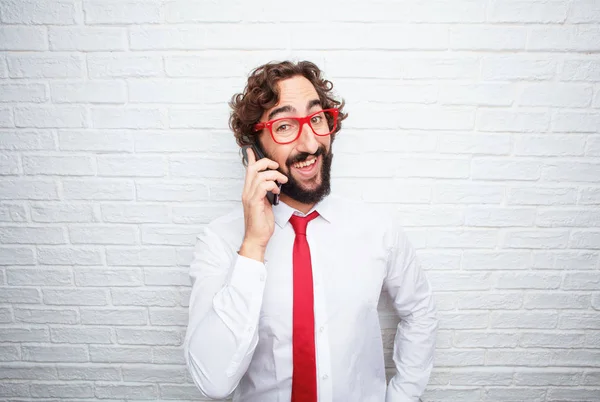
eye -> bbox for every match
[276,124,290,132]
[311,115,323,124]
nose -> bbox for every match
[296,121,319,154]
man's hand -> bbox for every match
[239,147,288,262]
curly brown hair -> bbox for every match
[229,60,348,147]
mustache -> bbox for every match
[286,146,327,167]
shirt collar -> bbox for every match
[273,195,335,228]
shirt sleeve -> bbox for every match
[384,224,438,402]
[183,225,267,400]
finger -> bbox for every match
[252,181,281,200]
[246,147,256,165]
[256,170,288,184]
[249,157,279,173]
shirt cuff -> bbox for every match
[228,254,267,293]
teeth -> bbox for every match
[294,157,317,169]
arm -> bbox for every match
[184,226,266,400]
[384,226,438,402]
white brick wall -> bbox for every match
[0,0,599,400]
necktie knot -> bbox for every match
[289,210,319,236]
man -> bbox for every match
[184,60,438,402]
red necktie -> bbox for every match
[289,211,319,402]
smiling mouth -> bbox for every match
[293,155,317,169]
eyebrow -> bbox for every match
[266,99,322,121]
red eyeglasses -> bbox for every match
[253,108,339,145]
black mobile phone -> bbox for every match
[241,144,281,205]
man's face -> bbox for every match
[257,75,333,204]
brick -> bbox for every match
[107,247,175,267]
[15,106,86,128]
[98,155,165,177]
[49,27,126,51]
[169,105,228,129]
[433,183,504,204]
[43,288,108,306]
[0,345,20,361]
[91,107,165,129]
[562,272,600,290]
[465,207,535,227]
[0,247,35,265]
[84,0,161,24]
[169,156,243,179]
[515,135,586,157]
[75,267,142,287]
[477,109,549,132]
[0,203,27,222]
[448,369,513,386]
[69,225,137,245]
[552,111,600,132]
[31,202,95,223]
[454,331,519,348]
[141,226,201,246]
[116,328,181,345]
[57,365,120,380]
[450,26,526,50]
[128,78,237,104]
[88,54,163,78]
[579,187,600,204]
[0,382,29,397]
[524,293,591,309]
[559,312,600,329]
[160,384,206,399]
[0,83,47,102]
[0,364,56,379]
[7,54,83,78]
[422,387,481,401]
[0,129,55,151]
[0,306,12,323]
[529,26,600,51]
[520,83,593,107]
[291,24,448,50]
[101,203,169,223]
[0,287,41,303]
[90,345,151,363]
[439,84,514,107]
[15,307,78,324]
[458,292,523,310]
[23,155,94,175]
[51,81,126,104]
[483,388,546,401]
[532,251,598,269]
[434,350,486,367]
[489,0,568,22]
[172,204,237,224]
[112,288,180,307]
[153,347,185,364]
[495,272,561,290]
[80,308,147,325]
[392,206,463,227]
[0,328,49,342]
[487,350,553,366]
[134,130,212,153]
[508,186,577,206]
[0,106,14,127]
[22,345,88,362]
[583,371,600,385]
[0,0,82,24]
[503,230,569,249]
[51,327,112,344]
[482,56,556,81]
[514,369,581,386]
[429,272,491,291]
[136,181,209,202]
[553,350,600,366]
[0,153,20,174]
[353,105,476,130]
[520,332,585,348]
[30,383,94,398]
[570,231,600,249]
[537,209,600,228]
[437,312,489,329]
[491,311,558,329]
[337,81,438,106]
[149,307,188,326]
[547,388,600,401]
[59,129,133,152]
[588,136,600,156]
[462,251,531,271]
[63,179,134,200]
[37,246,103,265]
[568,0,600,22]
[561,59,600,81]
[95,384,158,399]
[122,365,187,382]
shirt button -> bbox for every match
[319,326,325,333]
[259,274,266,282]
[322,374,329,380]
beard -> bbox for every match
[265,144,333,205]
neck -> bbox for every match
[279,194,315,215]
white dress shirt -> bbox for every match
[184,194,438,402]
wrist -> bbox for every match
[239,239,266,262]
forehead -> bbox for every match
[274,75,319,107]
